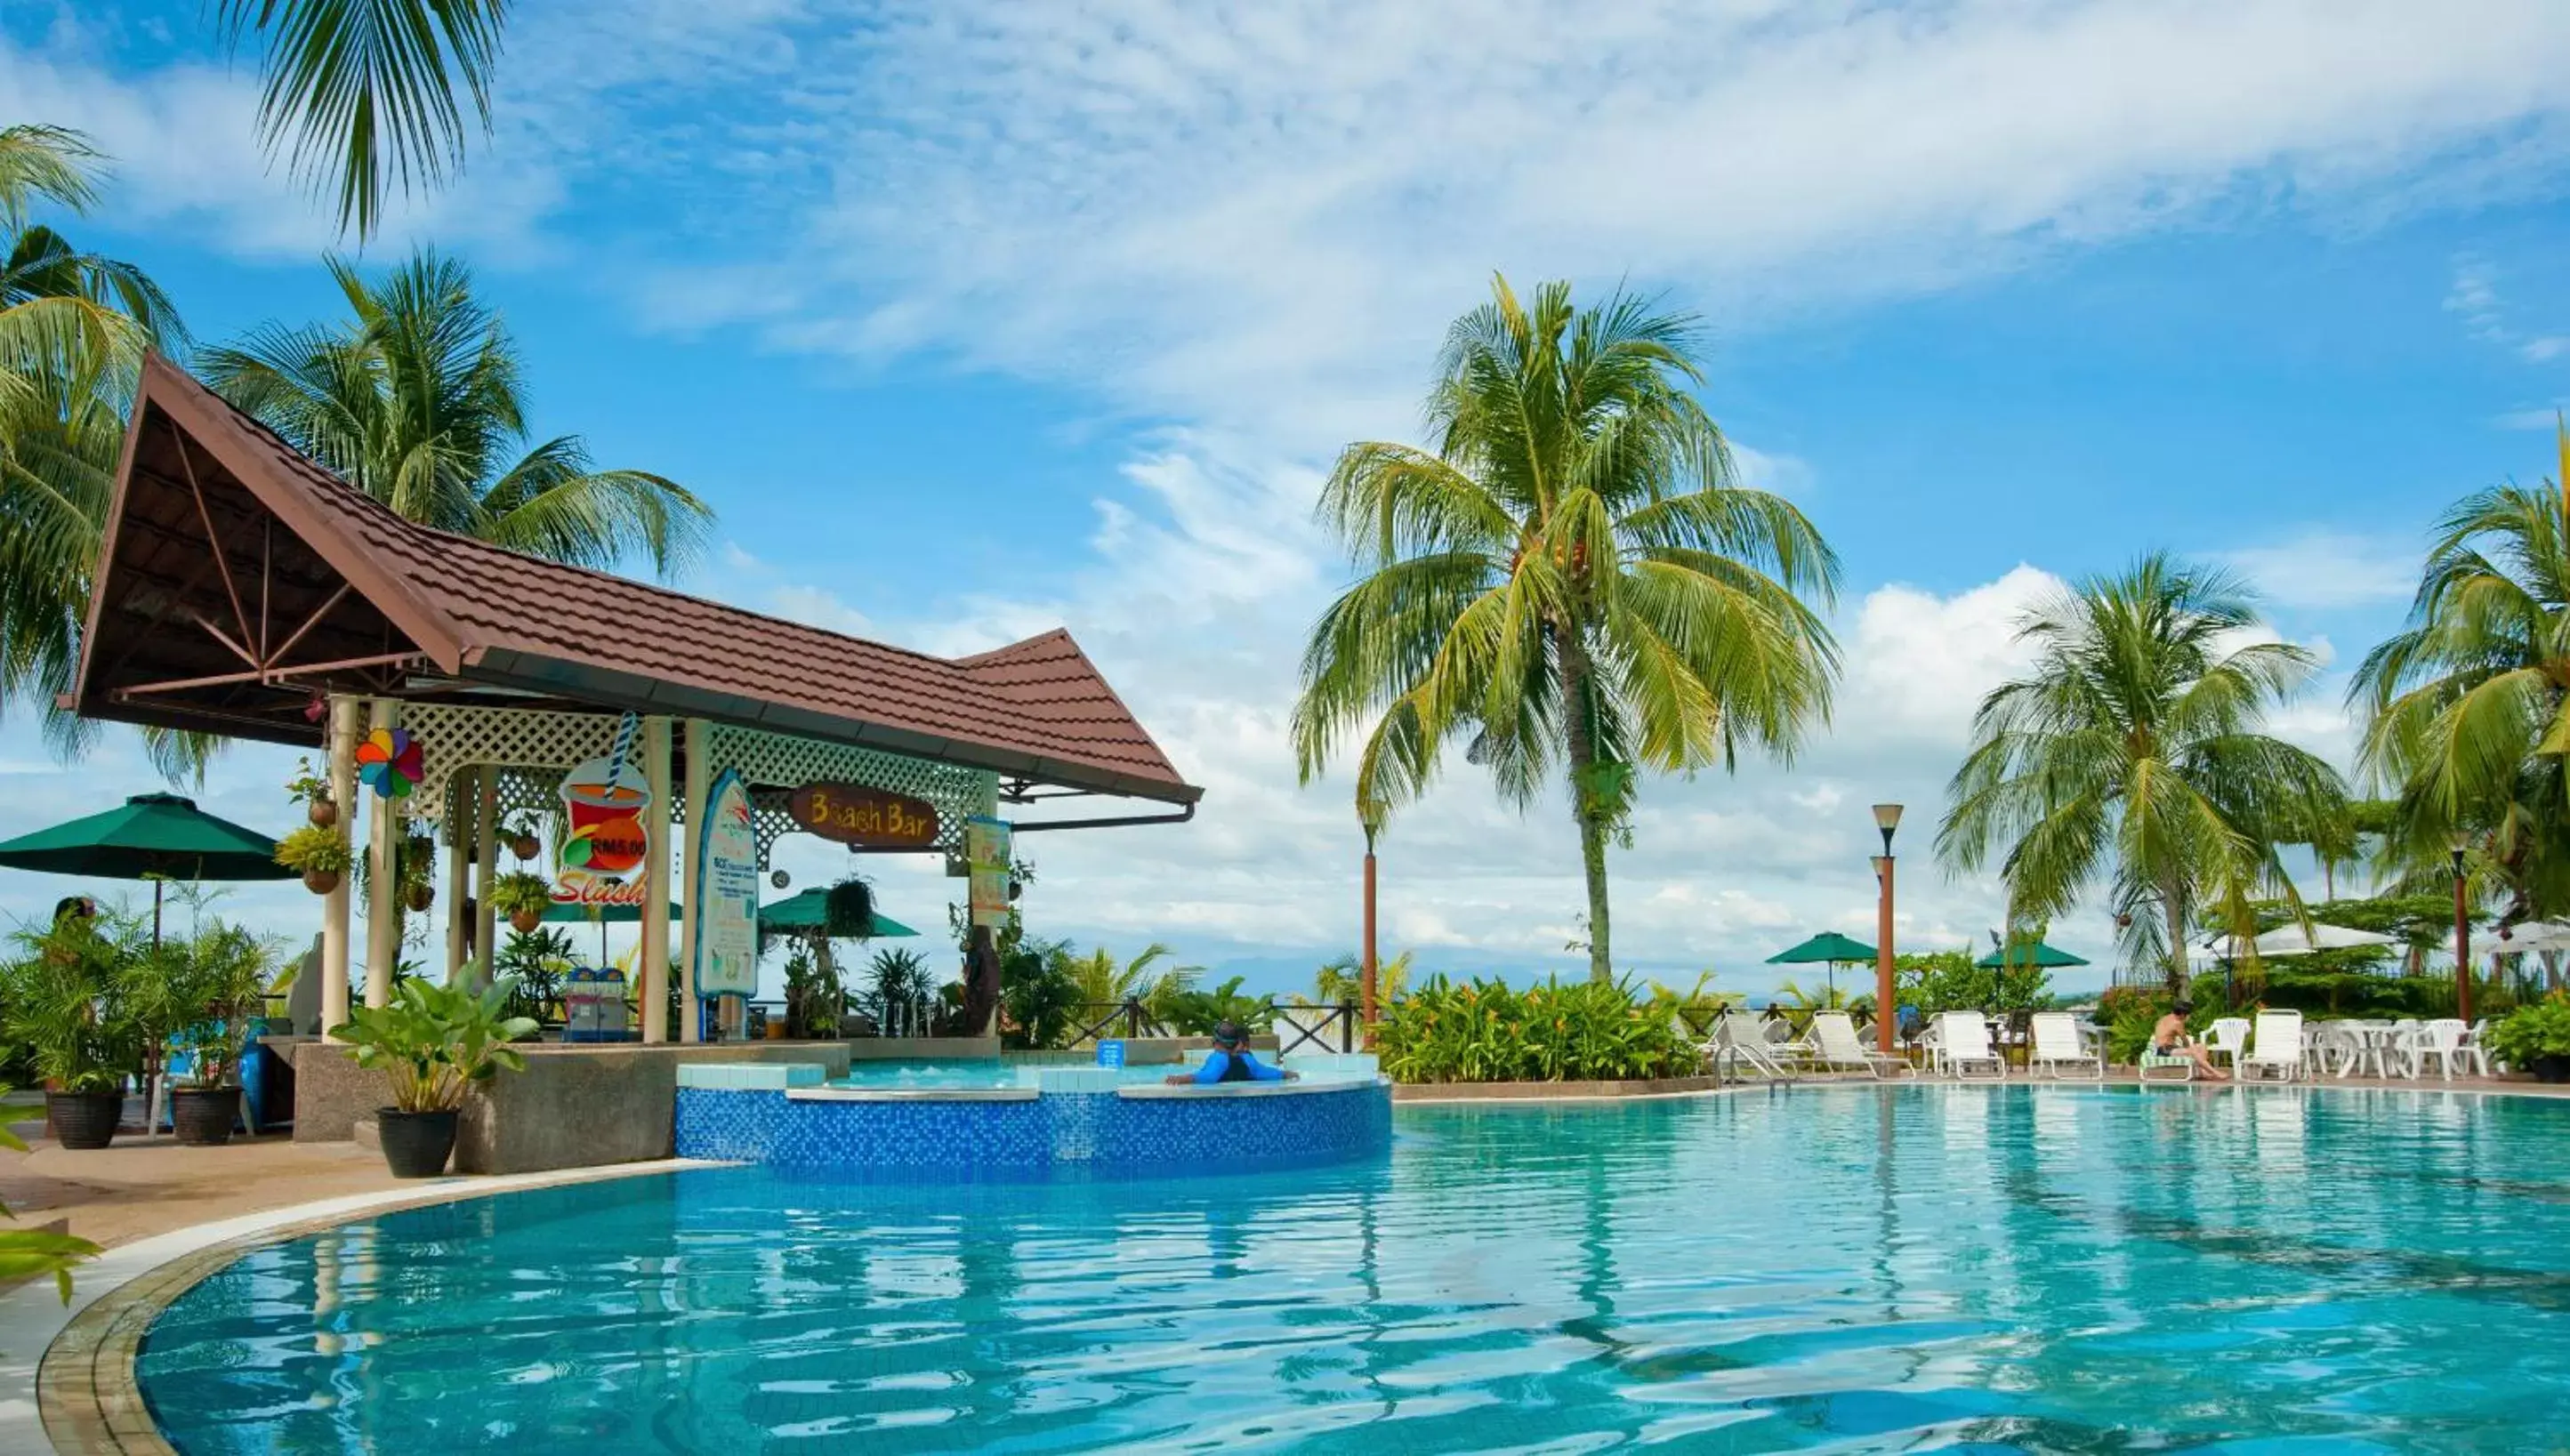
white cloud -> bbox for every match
[2217,529,2418,611]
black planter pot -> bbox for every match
[172,1087,242,1146]
[377,1108,459,1178]
[46,1090,122,1150]
[2530,1055,2570,1084]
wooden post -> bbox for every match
[680,719,711,1043]
[641,716,673,1043]
[472,768,499,989]
[1874,856,1897,1054]
[363,698,399,1010]
[320,696,359,1039]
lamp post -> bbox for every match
[2451,838,2473,1024]
[1872,803,1903,1054]
[1359,798,1387,1026]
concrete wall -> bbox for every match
[291,1040,857,1175]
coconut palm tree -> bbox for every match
[2351,430,2570,924]
[1293,276,1841,982]
[1938,554,2347,992]
[203,248,711,575]
[0,125,187,763]
[214,2,509,242]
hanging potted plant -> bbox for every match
[161,924,289,1146]
[400,834,437,913]
[332,978,539,1177]
[502,815,543,863]
[490,873,555,935]
[824,875,875,938]
[286,758,336,828]
[2,917,140,1151]
[273,825,354,895]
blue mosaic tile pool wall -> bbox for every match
[674,1082,1392,1177]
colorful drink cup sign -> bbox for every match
[556,713,652,905]
[786,782,941,849]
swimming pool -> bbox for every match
[136,1085,2570,1452]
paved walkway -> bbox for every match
[1,1131,407,1252]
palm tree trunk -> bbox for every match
[2160,880,2189,998]
[1559,631,1614,984]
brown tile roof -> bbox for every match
[125,356,1200,804]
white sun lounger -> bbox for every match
[1708,1010,1799,1083]
[1809,1010,1913,1079]
[2028,1011,2101,1079]
[1934,1011,2007,1081]
[2239,1010,2304,1082]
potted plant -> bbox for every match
[824,875,874,937]
[489,873,555,935]
[158,925,290,1146]
[274,825,354,895]
[2486,997,2570,1082]
[2,918,139,1150]
[398,835,438,913]
[502,816,542,863]
[331,978,539,1177]
[286,758,337,827]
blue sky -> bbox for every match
[8,1,2570,1000]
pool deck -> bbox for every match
[12,1070,2570,1453]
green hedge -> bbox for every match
[1376,976,1692,1084]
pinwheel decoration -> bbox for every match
[356,728,425,800]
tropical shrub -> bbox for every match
[0,917,140,1093]
[2485,997,2570,1068]
[330,977,538,1114]
[998,938,1082,1050]
[1158,975,1274,1037]
[495,928,574,1027]
[154,923,289,1090]
[1376,976,1691,1084]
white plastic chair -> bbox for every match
[1809,1011,1914,1079]
[2204,1018,2251,1072]
[2415,1019,2473,1081]
[1934,1011,2007,1081]
[2240,1010,2305,1082]
[2460,1018,2493,1077]
[2028,1011,2101,1079]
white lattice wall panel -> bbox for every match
[393,704,996,865]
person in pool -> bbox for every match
[2151,1001,2228,1081]
[1165,1020,1300,1085]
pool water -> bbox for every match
[139,1086,2570,1452]
[824,1058,1374,1090]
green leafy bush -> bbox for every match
[1158,974,1273,1036]
[330,978,539,1113]
[998,938,1081,1050]
[2486,997,2570,1067]
[1376,976,1691,1084]
[0,916,141,1093]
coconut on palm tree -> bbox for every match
[0,125,187,762]
[1293,276,1841,982]
[1938,553,2347,991]
[203,248,711,575]
[2352,429,2570,924]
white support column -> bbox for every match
[443,779,471,985]
[320,697,359,1040]
[680,719,710,1043]
[364,698,400,1010]
[472,767,499,989]
[640,715,673,1043]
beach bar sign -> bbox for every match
[554,712,652,909]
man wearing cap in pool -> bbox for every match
[1165,1020,1301,1085]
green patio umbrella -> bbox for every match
[1766,930,1879,1000]
[757,888,918,938]
[1973,940,2090,969]
[0,792,294,944]
[540,900,683,962]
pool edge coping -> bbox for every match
[11,1156,729,1456]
